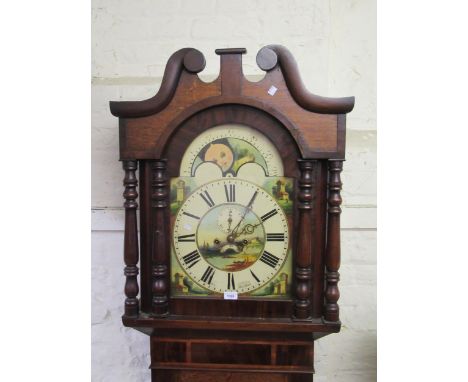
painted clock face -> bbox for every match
[170,124,293,298]
[173,179,289,294]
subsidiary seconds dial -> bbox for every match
[173,179,289,294]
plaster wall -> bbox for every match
[91,1,376,381]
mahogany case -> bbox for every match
[110,45,354,381]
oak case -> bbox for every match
[110,45,354,381]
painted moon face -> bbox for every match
[204,143,234,172]
[179,124,284,177]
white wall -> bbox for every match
[91,1,376,381]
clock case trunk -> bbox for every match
[111,46,354,381]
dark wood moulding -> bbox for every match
[256,45,354,114]
[110,48,206,118]
[111,45,354,118]
[111,45,354,160]
[123,315,340,336]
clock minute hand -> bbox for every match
[230,209,248,236]
[227,209,233,232]
[231,191,258,236]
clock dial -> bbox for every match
[179,124,284,178]
[173,179,289,294]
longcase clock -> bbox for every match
[110,45,354,382]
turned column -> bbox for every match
[294,159,316,319]
[324,160,344,322]
[122,160,140,317]
[151,160,169,316]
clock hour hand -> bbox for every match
[234,222,262,238]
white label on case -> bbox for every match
[224,291,238,300]
[268,85,278,96]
